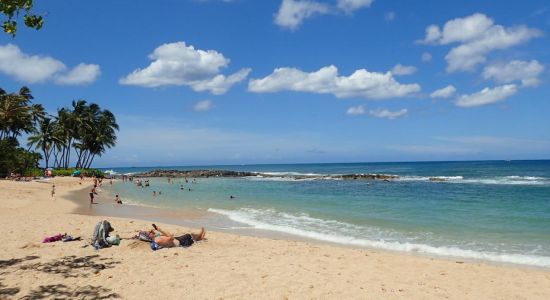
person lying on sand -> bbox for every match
[148,224,206,250]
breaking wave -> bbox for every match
[208,207,550,267]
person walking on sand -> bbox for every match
[90,186,97,204]
[51,184,55,197]
[148,224,206,250]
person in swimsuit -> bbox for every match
[148,225,206,250]
[90,186,97,204]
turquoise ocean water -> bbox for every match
[104,160,550,267]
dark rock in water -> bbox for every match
[429,177,447,182]
[134,169,258,178]
[133,170,400,181]
[339,174,398,180]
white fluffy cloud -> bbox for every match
[430,85,456,99]
[0,44,100,85]
[248,65,421,99]
[120,41,250,95]
[368,108,408,119]
[421,13,542,72]
[274,0,374,29]
[274,0,329,30]
[346,105,365,115]
[55,63,101,85]
[455,84,517,107]
[194,100,214,112]
[391,64,417,76]
[482,60,544,87]
[337,0,374,14]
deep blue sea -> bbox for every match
[103,160,550,267]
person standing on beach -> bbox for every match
[51,184,55,197]
[90,186,97,204]
[115,194,122,204]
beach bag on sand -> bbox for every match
[91,220,115,249]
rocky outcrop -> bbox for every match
[133,170,257,178]
[339,174,398,181]
[133,169,400,181]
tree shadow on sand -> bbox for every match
[20,255,120,278]
[0,255,40,268]
[0,280,21,298]
[21,284,119,299]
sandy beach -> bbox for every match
[1,177,549,299]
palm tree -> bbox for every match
[82,109,118,168]
[0,87,37,139]
[27,117,56,168]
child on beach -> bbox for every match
[115,194,122,204]
[51,184,55,197]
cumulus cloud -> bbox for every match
[346,105,365,115]
[55,63,101,85]
[430,85,456,98]
[274,0,375,29]
[421,52,432,62]
[420,13,542,72]
[0,44,100,85]
[391,64,417,76]
[337,0,374,14]
[120,41,250,95]
[482,60,544,87]
[189,68,251,95]
[455,84,517,107]
[248,65,421,99]
[194,100,214,112]
[368,108,408,119]
[274,0,329,30]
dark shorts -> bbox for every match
[175,234,194,247]
[89,192,94,199]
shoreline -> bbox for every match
[1,177,550,299]
[85,180,549,271]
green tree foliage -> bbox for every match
[0,86,118,177]
[1,0,44,36]
[0,137,41,177]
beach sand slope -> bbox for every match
[1,178,549,299]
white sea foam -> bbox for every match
[208,207,550,268]
[245,176,318,182]
[261,172,324,177]
[398,175,548,185]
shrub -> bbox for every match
[52,168,104,178]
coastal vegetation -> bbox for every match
[1,0,43,36]
[0,86,117,177]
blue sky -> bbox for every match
[1,0,549,167]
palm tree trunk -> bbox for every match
[86,153,96,169]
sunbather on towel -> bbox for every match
[148,224,205,250]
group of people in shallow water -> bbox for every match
[88,175,238,206]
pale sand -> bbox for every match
[1,178,549,299]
